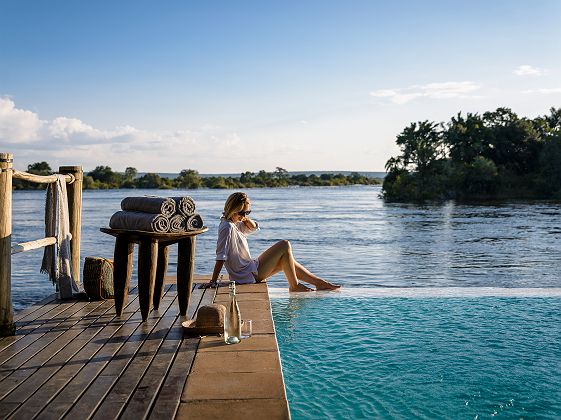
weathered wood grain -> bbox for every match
[0,153,14,337]
[153,244,170,310]
[0,300,115,418]
[0,280,289,419]
[62,286,178,419]
[139,287,215,420]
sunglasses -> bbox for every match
[237,210,251,216]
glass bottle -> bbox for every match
[224,281,241,344]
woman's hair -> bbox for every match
[223,192,249,220]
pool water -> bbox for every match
[272,296,561,419]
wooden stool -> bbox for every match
[100,227,208,321]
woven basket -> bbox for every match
[83,257,114,300]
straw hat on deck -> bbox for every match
[182,304,226,335]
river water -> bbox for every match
[9,186,561,418]
[9,185,561,310]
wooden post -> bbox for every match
[113,236,134,316]
[59,166,83,286]
[153,244,169,310]
[138,238,158,321]
[177,237,196,316]
[0,153,15,336]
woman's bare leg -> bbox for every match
[257,241,312,292]
[294,261,340,290]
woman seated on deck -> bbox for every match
[202,192,340,292]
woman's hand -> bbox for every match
[201,261,225,289]
[242,217,257,230]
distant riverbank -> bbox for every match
[13,164,383,190]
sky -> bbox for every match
[1,0,560,173]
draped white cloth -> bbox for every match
[41,174,82,298]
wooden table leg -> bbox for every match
[138,238,158,321]
[113,235,134,316]
[153,244,169,310]
[177,237,195,316]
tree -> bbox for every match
[544,107,561,132]
[395,121,444,175]
[274,167,289,180]
[27,161,52,175]
[463,156,499,195]
[445,112,490,164]
[240,171,255,186]
[482,108,542,174]
[206,176,228,189]
[254,170,272,186]
[383,106,558,201]
[175,169,203,189]
[120,167,138,188]
[124,167,137,180]
[136,173,169,189]
[537,133,561,197]
[88,166,122,187]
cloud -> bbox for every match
[522,87,561,94]
[513,65,545,76]
[369,81,481,104]
[0,96,246,171]
[0,96,44,142]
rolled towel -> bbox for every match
[110,211,170,233]
[172,196,196,217]
[121,196,176,217]
[169,214,186,233]
[186,214,204,230]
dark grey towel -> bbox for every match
[121,196,176,217]
[186,214,204,230]
[171,196,196,217]
[110,211,170,233]
[169,214,186,233]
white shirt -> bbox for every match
[216,217,260,284]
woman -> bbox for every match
[204,192,340,292]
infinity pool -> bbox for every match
[272,295,561,419]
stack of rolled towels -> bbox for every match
[109,196,204,233]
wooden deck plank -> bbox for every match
[178,283,290,419]
[62,286,179,419]
[0,300,82,355]
[32,290,145,420]
[177,399,290,420]
[0,300,104,383]
[91,310,178,419]
[96,286,212,420]
[135,287,215,420]
[14,298,79,328]
[0,279,290,419]
[7,308,132,419]
[119,292,203,420]
[34,286,167,420]
[13,294,57,321]
[215,282,268,294]
[0,300,115,417]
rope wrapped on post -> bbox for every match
[12,170,75,184]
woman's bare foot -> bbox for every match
[289,283,313,292]
[316,282,341,291]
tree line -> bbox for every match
[383,107,561,201]
[13,165,381,190]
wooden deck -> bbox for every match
[0,278,290,419]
